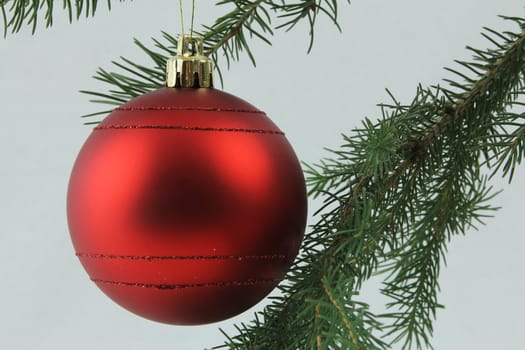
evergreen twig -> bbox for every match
[79,1,349,117]
[212,16,525,350]
[1,0,348,68]
[0,0,126,36]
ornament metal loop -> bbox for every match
[166,34,213,88]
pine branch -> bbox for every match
[79,1,349,119]
[213,15,525,350]
[206,0,351,61]
[1,0,126,36]
[377,21,525,348]
[2,0,349,72]
[202,0,273,67]
[202,0,350,66]
[78,31,176,120]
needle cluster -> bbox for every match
[201,0,346,67]
[2,1,346,82]
[1,0,127,35]
[75,0,348,119]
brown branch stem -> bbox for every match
[322,280,362,350]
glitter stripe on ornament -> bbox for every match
[76,252,290,261]
[114,106,266,114]
[91,278,280,290]
[93,125,285,135]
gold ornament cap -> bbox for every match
[166,34,213,88]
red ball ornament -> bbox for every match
[67,35,307,325]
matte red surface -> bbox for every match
[67,88,307,325]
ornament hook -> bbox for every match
[166,34,213,88]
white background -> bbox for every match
[1,1,524,349]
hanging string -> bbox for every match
[178,0,185,35]
[178,1,195,36]
[190,0,196,37]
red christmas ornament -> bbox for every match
[67,35,307,325]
